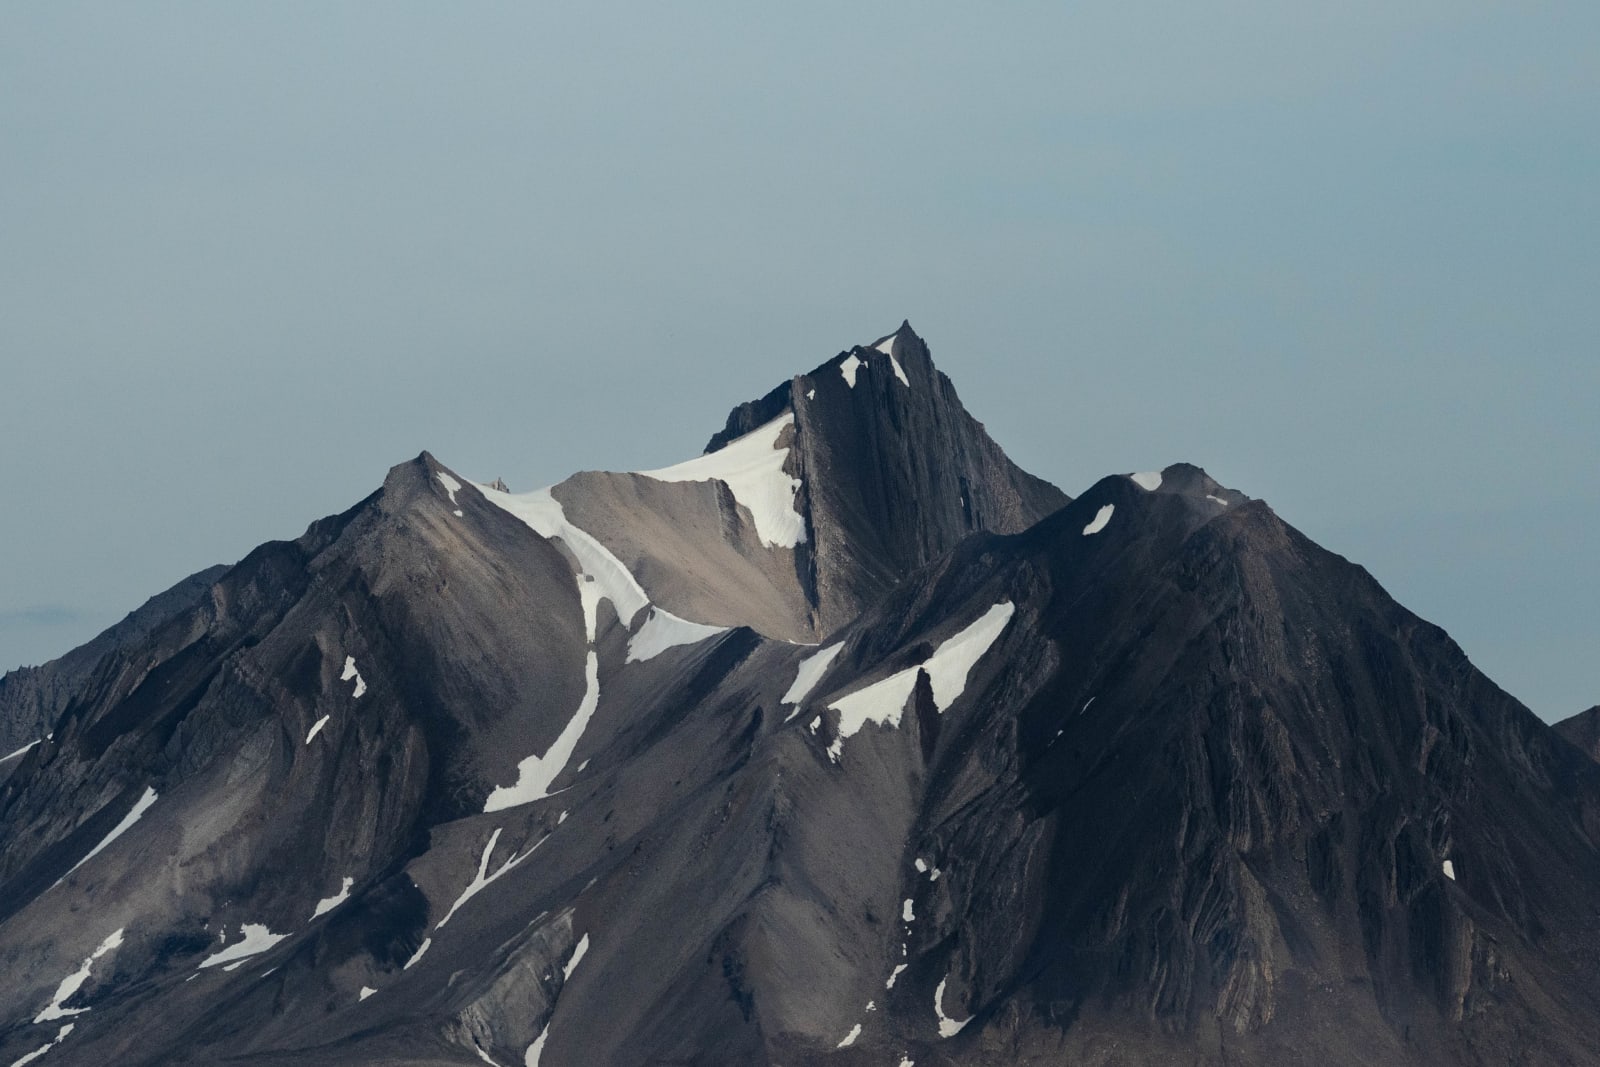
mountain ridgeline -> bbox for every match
[2,325,1599,1067]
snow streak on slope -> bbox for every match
[310,877,353,920]
[1,739,40,764]
[840,354,863,387]
[563,933,590,980]
[33,929,124,1023]
[782,643,844,716]
[1082,504,1114,536]
[874,334,910,386]
[341,656,367,699]
[625,608,728,664]
[10,1024,75,1067]
[437,471,465,515]
[436,828,543,929]
[525,933,591,1067]
[483,652,599,812]
[478,480,704,811]
[934,975,971,1037]
[828,602,1014,744]
[635,413,807,548]
[56,787,158,885]
[923,603,1015,709]
[198,925,287,970]
[477,485,650,629]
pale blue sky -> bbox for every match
[2,3,1596,720]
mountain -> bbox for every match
[0,564,228,785]
[2,325,1599,1067]
[1554,706,1600,763]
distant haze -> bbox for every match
[2,4,1595,720]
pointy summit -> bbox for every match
[3,326,1600,1067]
[530,321,1067,641]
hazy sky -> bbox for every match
[2,4,1595,721]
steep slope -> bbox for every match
[547,322,1068,640]
[0,564,228,780]
[3,333,1599,1067]
[1554,705,1600,763]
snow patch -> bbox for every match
[577,577,604,643]
[806,387,816,399]
[9,1025,74,1067]
[829,668,920,737]
[199,924,286,970]
[340,656,366,699]
[403,938,431,970]
[934,976,971,1037]
[836,1024,862,1049]
[438,828,543,929]
[57,787,158,885]
[923,602,1015,711]
[876,333,911,385]
[311,877,354,920]
[915,858,927,873]
[304,716,330,745]
[437,471,463,506]
[782,643,843,715]
[625,608,728,664]
[1443,859,1456,881]
[1,739,40,764]
[471,1042,503,1067]
[484,650,600,812]
[902,898,915,922]
[563,934,591,981]
[476,485,650,631]
[840,354,864,387]
[1206,494,1229,506]
[1130,471,1163,491]
[359,986,376,1001]
[1082,504,1114,536]
[887,963,908,989]
[826,738,843,764]
[524,1027,549,1067]
[636,413,807,548]
[828,602,1015,745]
[34,929,123,1022]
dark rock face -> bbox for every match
[0,564,228,770]
[553,322,1069,640]
[2,330,1598,1067]
[1555,706,1600,763]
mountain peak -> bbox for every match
[546,327,1068,640]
